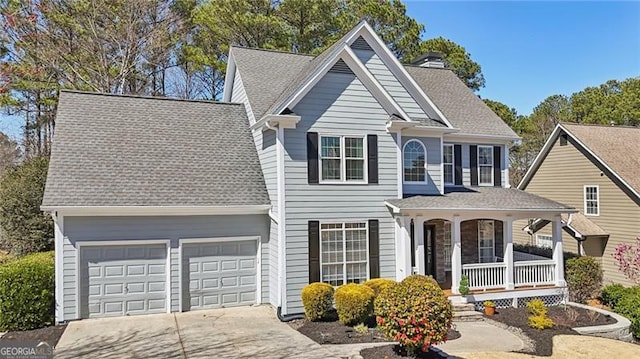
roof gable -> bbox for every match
[43,91,270,208]
[519,123,640,203]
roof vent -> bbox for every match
[351,36,373,51]
[411,51,445,68]
[329,59,354,74]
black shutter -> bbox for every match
[470,145,478,186]
[493,146,502,187]
[454,144,462,186]
[308,221,320,283]
[307,132,319,184]
[367,134,378,184]
[368,219,380,278]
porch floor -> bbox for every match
[444,284,559,298]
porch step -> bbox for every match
[453,310,484,322]
[452,303,476,312]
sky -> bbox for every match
[405,0,640,115]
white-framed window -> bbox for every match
[403,140,426,182]
[536,234,553,249]
[443,221,452,270]
[320,135,366,182]
[443,144,454,185]
[478,220,495,263]
[320,222,369,286]
[478,145,493,186]
[584,185,599,216]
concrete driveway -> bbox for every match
[55,306,337,359]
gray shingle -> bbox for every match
[42,91,269,207]
[404,66,519,138]
[386,187,574,211]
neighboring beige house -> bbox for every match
[514,123,640,286]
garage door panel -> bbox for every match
[80,244,167,318]
[182,240,257,311]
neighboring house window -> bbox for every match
[478,146,493,185]
[536,234,553,249]
[478,220,495,263]
[320,222,368,286]
[584,185,599,216]
[403,140,426,182]
[444,221,452,270]
[320,135,366,182]
[443,144,454,185]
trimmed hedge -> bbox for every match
[301,282,334,321]
[363,278,396,297]
[0,251,55,331]
[600,284,640,338]
[566,256,602,303]
[334,283,375,325]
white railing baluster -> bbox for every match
[461,262,506,291]
[514,260,556,287]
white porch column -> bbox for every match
[504,216,515,290]
[552,215,566,286]
[403,217,413,278]
[395,216,412,280]
[415,216,425,275]
[451,215,462,294]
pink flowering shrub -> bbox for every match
[613,237,640,285]
[374,275,452,354]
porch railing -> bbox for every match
[514,260,556,287]
[462,262,506,291]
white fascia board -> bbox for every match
[222,50,236,102]
[349,22,454,129]
[275,44,409,120]
[42,205,271,217]
[253,114,301,132]
[386,120,459,135]
[444,132,521,145]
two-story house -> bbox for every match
[514,123,640,286]
[43,21,575,323]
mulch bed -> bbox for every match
[488,305,617,356]
[361,345,448,359]
[0,324,67,348]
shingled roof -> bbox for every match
[42,91,269,208]
[230,46,518,138]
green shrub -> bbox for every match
[334,283,375,325]
[601,284,630,309]
[363,278,396,297]
[0,251,54,331]
[401,274,437,287]
[0,250,13,265]
[566,256,602,303]
[513,243,578,265]
[528,314,554,329]
[301,282,334,321]
[483,300,496,308]
[526,299,548,316]
[613,289,640,338]
[458,275,470,296]
[375,274,453,355]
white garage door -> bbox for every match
[80,244,167,318]
[182,240,257,311]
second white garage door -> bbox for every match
[182,240,257,311]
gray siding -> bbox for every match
[268,218,279,305]
[62,214,270,320]
[230,67,255,125]
[447,143,507,187]
[285,71,398,314]
[353,48,429,120]
[402,136,441,195]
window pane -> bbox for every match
[321,228,343,264]
[403,141,426,182]
[345,159,364,180]
[321,137,341,158]
[322,264,343,286]
[479,147,493,165]
[479,166,492,184]
[344,138,363,158]
[346,262,367,284]
[322,159,341,180]
[444,164,453,184]
[480,248,494,263]
[346,227,367,262]
[443,145,453,164]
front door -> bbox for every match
[424,224,437,280]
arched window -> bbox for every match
[403,140,426,182]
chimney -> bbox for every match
[411,51,445,68]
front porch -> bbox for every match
[385,187,576,306]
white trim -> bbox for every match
[276,126,288,314]
[439,137,445,194]
[52,212,64,323]
[346,22,454,128]
[253,114,301,132]
[274,43,410,120]
[519,124,640,202]
[402,139,427,184]
[583,185,600,216]
[443,143,454,187]
[222,50,236,102]
[477,145,494,186]
[178,236,262,311]
[75,239,171,319]
[477,220,495,263]
[396,131,403,198]
[444,133,520,145]
[504,145,510,188]
[318,134,368,184]
[536,234,553,249]
[319,221,369,286]
[386,120,459,134]
[43,205,271,217]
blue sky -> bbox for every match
[405,0,640,115]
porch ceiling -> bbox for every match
[385,187,576,215]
